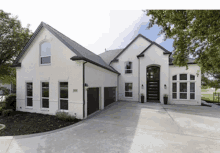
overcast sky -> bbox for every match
[1,0,214,55]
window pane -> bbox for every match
[190,75,195,80]
[180,83,187,92]
[172,75,177,80]
[190,83,195,92]
[27,98,33,106]
[41,56,51,64]
[180,74,187,80]
[172,93,177,99]
[125,61,132,69]
[42,82,49,87]
[125,70,132,73]
[125,92,132,97]
[60,100,68,110]
[190,93,195,99]
[42,82,49,97]
[42,99,49,108]
[180,93,187,99]
[125,83,132,92]
[60,89,68,98]
[27,83,32,96]
[172,83,177,92]
[60,82,68,88]
[41,42,51,56]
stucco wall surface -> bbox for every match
[139,44,170,103]
[16,27,84,118]
[111,36,151,101]
[85,63,118,117]
[169,64,201,105]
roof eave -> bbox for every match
[70,56,120,75]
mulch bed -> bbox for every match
[0,111,81,136]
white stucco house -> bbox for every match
[12,22,201,119]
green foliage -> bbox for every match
[0,10,33,84]
[55,111,76,121]
[145,10,220,74]
[0,86,10,95]
[0,107,3,115]
[5,94,16,111]
[2,109,13,116]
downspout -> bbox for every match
[83,61,87,119]
[117,74,119,101]
[138,57,140,102]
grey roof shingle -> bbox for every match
[99,49,124,65]
[13,22,119,74]
[169,56,196,65]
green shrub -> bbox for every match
[55,111,76,121]
[0,107,3,115]
[5,94,16,111]
[2,109,13,116]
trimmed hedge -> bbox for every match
[2,109,13,116]
[55,111,76,121]
[5,94,16,111]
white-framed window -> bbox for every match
[125,61,132,74]
[40,42,51,64]
[172,74,196,100]
[41,82,49,108]
[59,82,68,110]
[26,82,33,107]
[125,83,132,97]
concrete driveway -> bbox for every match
[1,101,220,153]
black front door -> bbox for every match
[87,88,99,115]
[147,66,160,101]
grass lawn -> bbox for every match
[201,89,209,92]
[202,94,220,103]
[0,111,81,136]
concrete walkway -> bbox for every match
[1,101,220,153]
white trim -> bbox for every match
[125,82,133,98]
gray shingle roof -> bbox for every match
[99,49,124,65]
[169,56,196,65]
[13,22,119,74]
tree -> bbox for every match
[0,10,32,85]
[145,10,220,74]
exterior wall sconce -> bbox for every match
[85,83,89,90]
[164,84,167,89]
[142,84,144,89]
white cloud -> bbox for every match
[155,34,165,44]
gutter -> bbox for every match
[83,61,87,119]
[138,57,140,102]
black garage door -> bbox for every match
[104,87,116,107]
[87,88,99,116]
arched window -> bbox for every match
[125,61,132,74]
[40,42,51,64]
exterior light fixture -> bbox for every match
[164,84,167,89]
[85,83,89,90]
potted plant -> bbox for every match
[141,93,144,103]
[163,94,168,104]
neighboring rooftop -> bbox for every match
[99,48,124,65]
